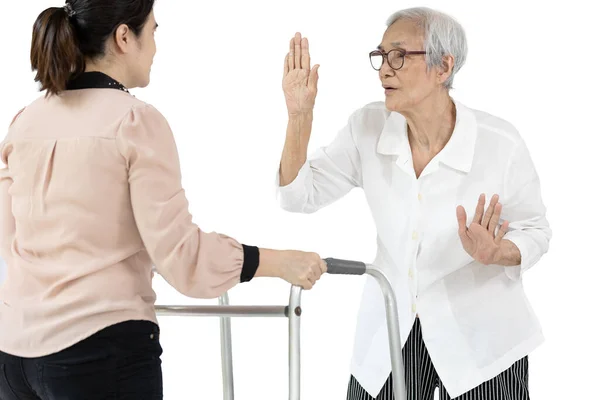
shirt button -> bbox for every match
[418,193,422,201]
[408,269,414,279]
[412,303,417,313]
[412,231,418,240]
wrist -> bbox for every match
[288,110,314,121]
[491,245,503,265]
[240,245,260,282]
[492,240,522,266]
[284,114,312,152]
[254,248,283,278]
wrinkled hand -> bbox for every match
[283,32,319,117]
[456,194,510,265]
[279,250,327,290]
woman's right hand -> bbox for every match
[283,32,320,117]
[257,248,327,290]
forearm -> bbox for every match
[254,248,283,278]
[279,112,313,186]
[493,239,522,266]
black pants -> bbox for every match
[347,318,529,400]
[0,320,163,400]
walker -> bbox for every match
[155,258,406,399]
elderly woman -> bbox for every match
[277,6,551,400]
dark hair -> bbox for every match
[31,0,155,96]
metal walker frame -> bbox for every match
[155,258,406,400]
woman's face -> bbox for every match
[119,9,158,89]
[377,19,445,113]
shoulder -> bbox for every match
[350,101,390,121]
[113,95,170,132]
[344,101,392,135]
[3,106,28,150]
[5,94,50,129]
[465,104,524,148]
[111,92,161,119]
[1,107,27,163]
[115,98,175,151]
[9,107,26,127]
[57,89,167,126]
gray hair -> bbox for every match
[386,7,467,89]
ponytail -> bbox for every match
[30,7,85,96]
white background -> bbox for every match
[1,0,598,399]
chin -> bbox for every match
[386,92,417,114]
[135,76,151,89]
[130,70,151,89]
[384,96,403,113]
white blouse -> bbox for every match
[277,99,551,398]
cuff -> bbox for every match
[240,245,260,283]
[502,233,532,281]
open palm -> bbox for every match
[283,32,319,117]
[456,194,510,265]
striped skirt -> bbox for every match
[347,318,529,400]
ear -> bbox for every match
[438,54,455,85]
[113,24,132,54]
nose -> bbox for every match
[379,61,395,80]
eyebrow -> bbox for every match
[377,41,406,50]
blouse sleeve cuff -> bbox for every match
[502,233,532,281]
[240,245,260,282]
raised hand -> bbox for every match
[456,194,510,265]
[283,32,320,117]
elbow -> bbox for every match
[511,216,552,253]
[276,174,319,214]
[536,225,552,256]
[155,264,238,300]
[278,193,319,214]
[178,270,238,299]
[279,201,318,214]
[525,226,552,257]
[178,283,229,300]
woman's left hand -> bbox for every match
[456,194,510,265]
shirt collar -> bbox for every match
[376,100,478,173]
[65,72,130,93]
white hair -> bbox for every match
[386,7,468,89]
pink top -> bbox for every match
[0,86,253,357]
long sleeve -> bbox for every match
[0,108,23,263]
[116,104,257,299]
[501,137,552,281]
[277,112,363,214]
[0,149,14,263]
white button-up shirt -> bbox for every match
[277,100,551,398]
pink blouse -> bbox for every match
[0,82,257,357]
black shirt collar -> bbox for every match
[66,72,130,93]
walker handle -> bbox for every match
[324,258,367,275]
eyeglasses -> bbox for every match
[369,49,427,71]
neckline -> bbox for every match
[65,72,130,93]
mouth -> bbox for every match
[383,85,397,95]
